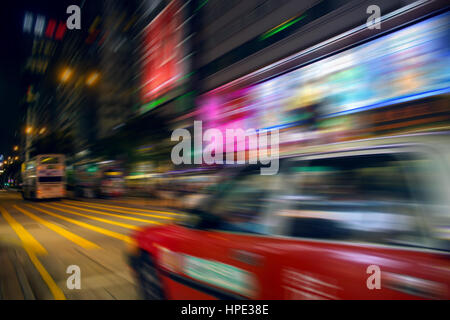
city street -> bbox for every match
[0,0,448,305]
[0,190,180,300]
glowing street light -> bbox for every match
[13,145,19,151]
[86,72,100,86]
[60,68,73,82]
[39,127,47,134]
[25,126,33,134]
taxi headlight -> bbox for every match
[126,237,140,257]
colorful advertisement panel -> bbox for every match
[198,12,450,131]
[141,0,184,108]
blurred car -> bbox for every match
[129,132,450,300]
[99,168,125,198]
[71,160,125,199]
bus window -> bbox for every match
[38,176,63,183]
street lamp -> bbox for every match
[60,67,73,83]
[39,127,47,134]
[25,126,33,134]
[13,146,19,151]
[86,72,100,86]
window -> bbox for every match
[281,153,437,248]
[206,167,279,234]
[39,176,63,183]
[26,162,35,170]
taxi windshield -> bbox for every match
[189,166,280,234]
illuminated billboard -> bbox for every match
[198,12,450,131]
[140,0,185,112]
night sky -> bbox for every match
[0,0,82,155]
[0,2,23,155]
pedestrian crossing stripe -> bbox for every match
[27,204,134,244]
[14,205,100,250]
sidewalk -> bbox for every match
[0,235,38,299]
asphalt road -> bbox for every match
[0,190,181,300]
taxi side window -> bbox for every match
[282,153,432,248]
[208,168,277,234]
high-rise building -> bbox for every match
[95,0,142,139]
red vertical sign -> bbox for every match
[141,0,182,104]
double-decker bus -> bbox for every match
[21,154,66,200]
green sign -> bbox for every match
[184,255,255,297]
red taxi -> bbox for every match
[129,133,450,300]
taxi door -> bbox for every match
[271,150,450,300]
[173,167,283,299]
